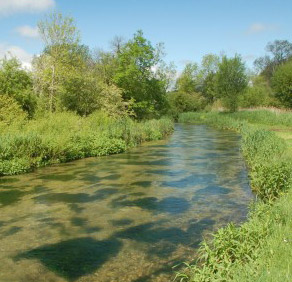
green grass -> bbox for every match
[176,110,292,282]
[0,111,173,176]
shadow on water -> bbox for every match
[111,196,191,214]
[15,237,122,281]
[0,190,25,207]
[15,217,214,281]
[34,188,119,205]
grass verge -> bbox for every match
[176,110,292,282]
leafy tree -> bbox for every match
[0,57,36,117]
[199,54,221,102]
[272,59,292,107]
[240,75,274,107]
[60,70,101,116]
[93,49,118,85]
[99,84,130,117]
[216,55,247,112]
[254,40,292,79]
[34,12,83,112]
[176,63,199,93]
[113,30,167,119]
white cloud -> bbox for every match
[246,23,279,35]
[0,0,55,16]
[0,44,33,69]
[15,25,39,39]
[243,54,256,61]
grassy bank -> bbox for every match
[0,111,173,176]
[176,110,292,281]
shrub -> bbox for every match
[272,60,292,107]
[167,92,207,118]
[0,94,28,127]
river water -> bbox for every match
[0,124,252,282]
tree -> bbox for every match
[176,63,199,93]
[239,75,274,108]
[0,56,36,117]
[113,30,167,119]
[272,59,292,107]
[254,40,292,79]
[34,12,82,112]
[93,49,118,85]
[216,55,247,112]
[199,54,220,102]
[266,40,292,64]
[60,70,101,116]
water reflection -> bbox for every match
[0,124,252,282]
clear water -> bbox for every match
[0,124,252,282]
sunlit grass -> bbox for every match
[176,110,292,282]
[0,111,173,176]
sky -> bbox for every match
[0,0,291,70]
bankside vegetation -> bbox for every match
[176,110,292,281]
[0,12,175,176]
[0,112,173,176]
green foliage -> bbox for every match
[239,75,274,107]
[113,30,167,119]
[60,71,101,115]
[272,60,292,107]
[0,57,36,117]
[0,112,173,176]
[254,40,292,80]
[176,63,199,93]
[167,91,206,118]
[215,55,248,112]
[198,54,220,102]
[34,12,86,112]
[176,110,292,281]
[0,94,28,127]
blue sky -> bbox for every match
[0,0,291,70]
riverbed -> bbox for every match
[0,124,252,282]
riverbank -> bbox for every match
[176,110,292,281]
[0,112,173,176]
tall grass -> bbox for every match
[0,111,173,176]
[179,110,292,127]
[176,110,292,281]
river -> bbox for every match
[0,124,252,282]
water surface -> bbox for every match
[0,124,252,282]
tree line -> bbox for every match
[170,40,292,115]
[1,12,292,124]
[0,12,175,122]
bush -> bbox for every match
[272,60,292,107]
[0,94,28,127]
[167,91,207,118]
